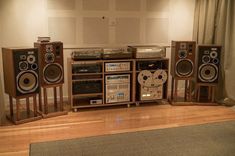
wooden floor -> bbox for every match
[1,104,235,156]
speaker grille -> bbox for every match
[176,59,193,77]
[198,64,218,82]
[43,63,63,84]
[17,71,38,94]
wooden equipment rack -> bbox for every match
[68,58,169,112]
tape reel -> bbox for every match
[138,69,167,87]
[153,69,167,85]
[138,70,153,87]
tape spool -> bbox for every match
[138,70,153,87]
[153,69,167,85]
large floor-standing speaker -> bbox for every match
[34,42,64,86]
[171,41,196,78]
[2,48,40,97]
[197,45,221,83]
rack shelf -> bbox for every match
[67,58,169,110]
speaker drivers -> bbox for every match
[171,41,196,79]
[198,64,218,82]
[17,71,38,94]
[43,63,63,84]
[197,45,221,83]
[34,41,64,87]
[2,48,39,97]
[175,59,193,77]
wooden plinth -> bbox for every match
[6,94,42,124]
[194,83,218,105]
[38,84,68,118]
[170,77,194,105]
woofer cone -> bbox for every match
[43,63,63,84]
[198,63,218,82]
[175,59,193,77]
[17,71,38,94]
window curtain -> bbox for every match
[0,73,5,125]
[193,0,235,105]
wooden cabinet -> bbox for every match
[68,58,169,111]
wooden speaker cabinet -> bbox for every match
[171,41,196,79]
[197,45,221,84]
[2,47,40,97]
[34,41,64,87]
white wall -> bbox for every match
[0,0,196,105]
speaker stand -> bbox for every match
[38,84,67,118]
[170,77,194,105]
[6,94,42,124]
[194,83,218,105]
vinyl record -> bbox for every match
[153,69,167,85]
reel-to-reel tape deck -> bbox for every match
[137,69,168,101]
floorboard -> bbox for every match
[1,104,235,156]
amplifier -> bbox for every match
[72,80,102,94]
[140,85,163,101]
[105,62,131,72]
[128,45,166,58]
[103,48,133,59]
[105,74,130,103]
[72,63,102,73]
[71,48,102,60]
[105,74,130,84]
[136,60,165,70]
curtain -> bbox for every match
[193,0,235,105]
[0,73,5,125]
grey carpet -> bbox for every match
[30,120,235,156]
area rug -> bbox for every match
[30,120,235,156]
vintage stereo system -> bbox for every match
[171,41,196,78]
[103,48,132,59]
[71,48,103,60]
[128,45,166,59]
[105,74,130,103]
[34,41,64,86]
[2,48,39,97]
[137,70,167,100]
[136,60,166,70]
[72,63,102,74]
[72,80,102,95]
[197,45,221,83]
[105,62,131,72]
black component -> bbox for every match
[72,80,102,94]
[71,50,102,60]
[72,64,102,73]
[136,61,164,70]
